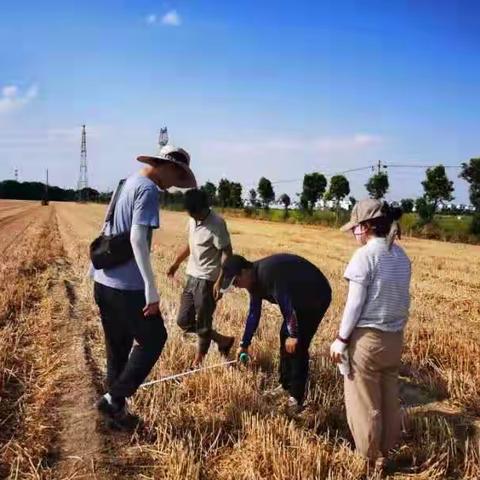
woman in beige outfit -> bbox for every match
[330,199,412,469]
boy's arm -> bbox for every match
[213,243,233,300]
[167,244,190,277]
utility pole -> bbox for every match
[77,125,88,202]
[373,160,387,174]
[42,169,49,206]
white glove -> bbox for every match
[330,339,351,376]
[330,338,347,357]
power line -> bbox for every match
[243,162,462,188]
[245,166,373,187]
[387,164,461,169]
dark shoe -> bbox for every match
[218,336,235,358]
[285,396,304,417]
[96,396,139,431]
[263,384,287,400]
[96,395,123,416]
[113,406,141,431]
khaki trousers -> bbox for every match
[344,327,404,460]
[176,276,231,355]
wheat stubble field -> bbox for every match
[0,199,479,480]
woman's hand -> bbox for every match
[330,338,347,364]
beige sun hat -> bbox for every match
[340,198,385,232]
[137,145,197,189]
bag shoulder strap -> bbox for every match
[102,179,126,233]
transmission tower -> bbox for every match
[77,125,88,201]
[14,169,18,182]
[158,126,169,151]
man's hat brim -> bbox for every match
[340,220,357,232]
[137,155,197,189]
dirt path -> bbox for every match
[50,205,127,479]
[36,205,115,479]
[50,270,105,479]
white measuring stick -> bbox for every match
[140,359,238,388]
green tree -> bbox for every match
[422,165,454,211]
[470,214,480,235]
[301,172,327,213]
[327,175,350,211]
[279,193,291,218]
[164,190,185,208]
[365,171,389,199]
[258,177,275,209]
[201,181,217,206]
[217,178,231,208]
[400,198,414,214]
[460,158,480,212]
[0,180,78,202]
[230,182,243,208]
[415,197,435,224]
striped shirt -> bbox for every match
[344,237,411,332]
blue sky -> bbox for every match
[1,0,479,203]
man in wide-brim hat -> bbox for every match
[93,145,196,430]
[137,145,196,189]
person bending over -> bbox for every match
[221,253,331,415]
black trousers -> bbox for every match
[279,300,331,403]
[94,282,167,399]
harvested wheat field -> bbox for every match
[1,200,479,480]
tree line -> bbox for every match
[0,180,111,202]
[2,158,479,234]
[170,158,479,235]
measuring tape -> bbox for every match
[140,353,250,389]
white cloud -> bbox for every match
[0,84,39,115]
[0,125,104,152]
[311,133,383,153]
[145,13,157,25]
[161,10,181,27]
[205,133,384,157]
[3,85,18,98]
